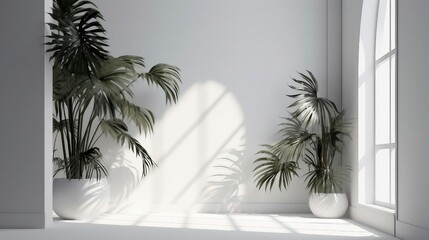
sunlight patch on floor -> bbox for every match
[62,213,382,238]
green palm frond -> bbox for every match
[100,119,156,177]
[48,0,182,180]
[253,70,351,194]
[328,110,352,152]
[288,71,318,97]
[81,147,108,180]
[53,156,65,177]
[53,66,74,102]
[117,99,155,135]
[47,0,109,74]
[303,137,321,167]
[80,57,138,118]
[144,64,181,104]
[253,145,299,191]
[273,117,315,161]
[53,118,78,136]
[288,71,338,129]
[119,55,145,69]
[304,165,350,193]
[96,56,139,85]
[278,117,305,138]
[53,118,63,133]
[52,66,88,107]
[59,147,107,180]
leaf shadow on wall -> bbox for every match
[200,143,245,213]
[125,80,248,213]
[102,145,141,213]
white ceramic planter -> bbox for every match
[53,178,110,220]
[309,193,348,218]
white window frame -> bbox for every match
[374,0,396,209]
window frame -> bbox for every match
[373,0,397,209]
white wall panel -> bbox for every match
[0,0,52,228]
[397,0,429,238]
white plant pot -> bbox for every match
[309,193,348,218]
[53,178,110,220]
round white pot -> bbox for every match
[309,193,348,218]
[53,178,110,220]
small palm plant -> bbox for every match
[253,71,350,194]
[47,0,181,180]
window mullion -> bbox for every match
[375,49,396,65]
[388,0,392,205]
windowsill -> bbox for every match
[361,203,395,214]
[349,203,396,235]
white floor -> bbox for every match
[0,213,398,240]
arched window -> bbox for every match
[374,0,396,208]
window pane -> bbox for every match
[376,0,390,59]
[376,60,391,144]
[391,55,396,143]
[375,149,391,203]
[391,148,396,204]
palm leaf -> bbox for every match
[61,147,107,180]
[273,117,315,162]
[81,147,108,180]
[119,55,145,69]
[47,0,109,74]
[144,64,181,104]
[53,156,65,177]
[117,99,155,135]
[253,70,351,194]
[49,0,182,180]
[287,71,338,129]
[80,57,138,118]
[53,118,78,136]
[328,110,352,152]
[304,165,350,193]
[253,145,299,191]
[100,119,156,177]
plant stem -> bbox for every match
[58,103,70,178]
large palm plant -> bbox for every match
[47,0,181,180]
[253,71,350,194]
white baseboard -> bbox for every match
[197,203,311,214]
[349,204,395,236]
[0,212,46,229]
[396,220,429,240]
[114,203,311,215]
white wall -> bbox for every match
[342,0,361,207]
[90,0,342,214]
[0,0,52,228]
[396,0,429,238]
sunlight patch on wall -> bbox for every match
[358,40,366,78]
[109,80,246,213]
[357,0,378,205]
[358,77,367,204]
